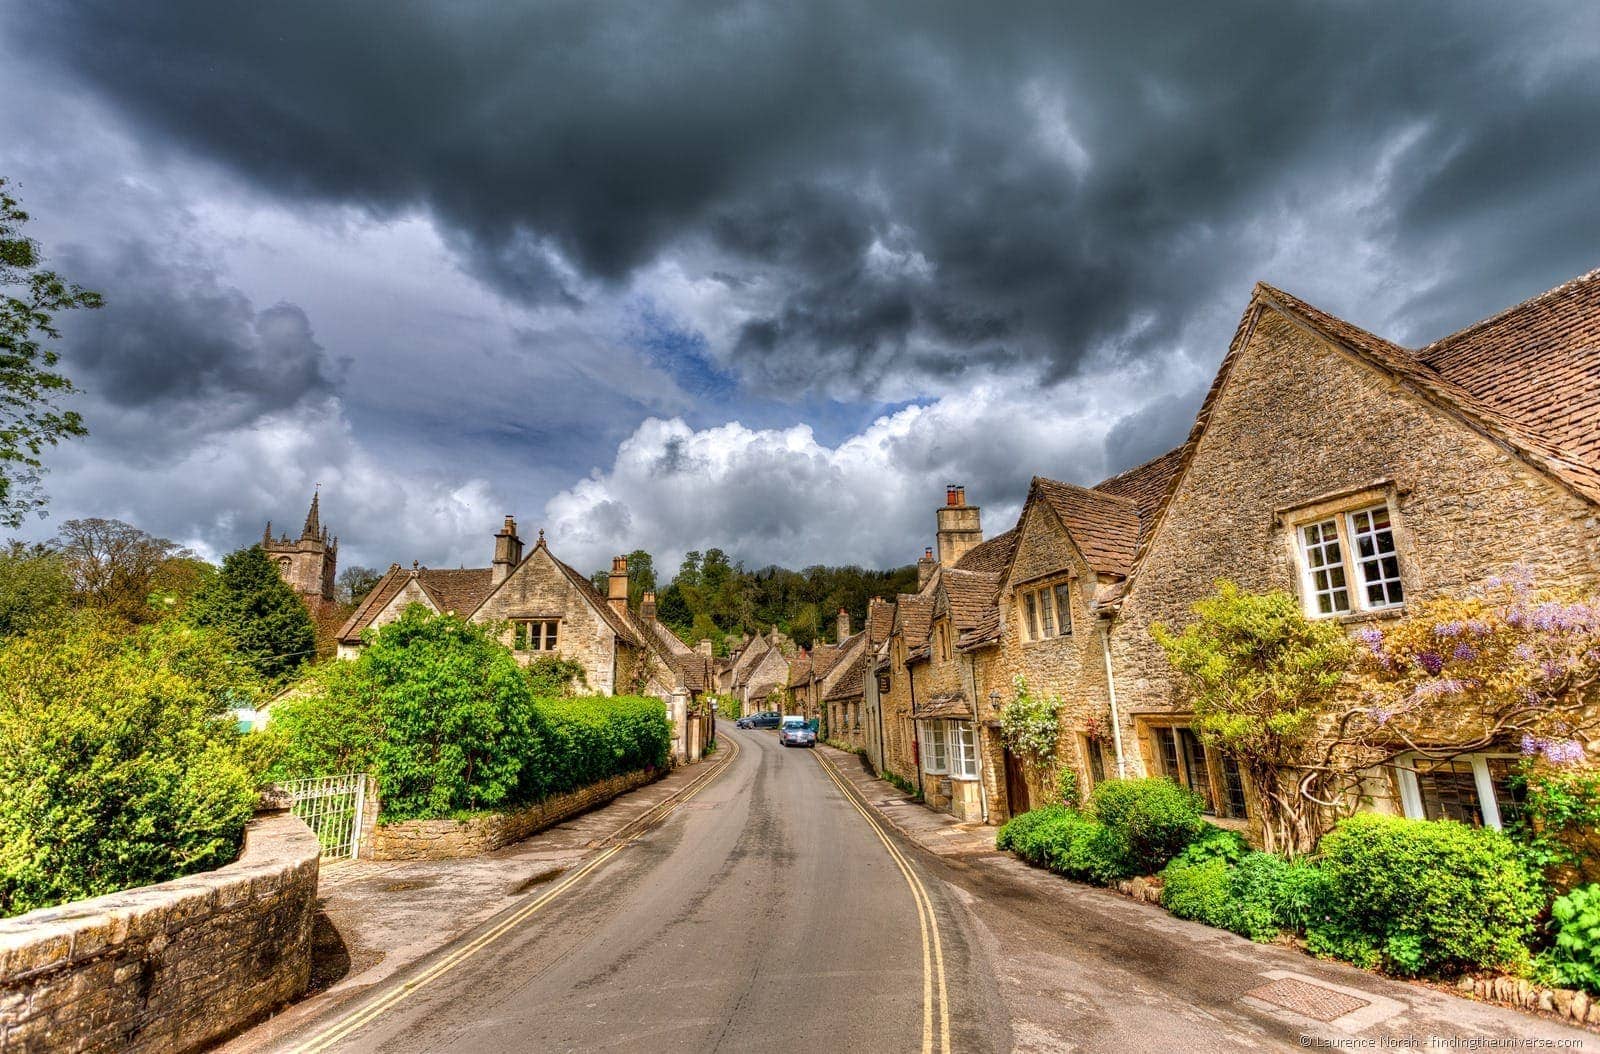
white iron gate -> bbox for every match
[281,773,366,860]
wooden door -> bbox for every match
[1004,747,1030,817]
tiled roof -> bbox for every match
[867,598,896,644]
[941,568,1001,634]
[1032,476,1141,577]
[956,607,1002,652]
[912,691,973,720]
[786,653,813,688]
[895,592,934,646]
[952,528,1018,574]
[1416,268,1600,466]
[335,565,494,643]
[648,619,710,691]
[1093,447,1185,547]
[823,647,867,701]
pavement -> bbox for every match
[223,726,1597,1053]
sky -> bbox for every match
[3,1,1599,579]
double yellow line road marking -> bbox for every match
[290,737,739,1054]
[812,749,951,1054]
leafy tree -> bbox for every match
[656,581,692,627]
[261,658,382,782]
[336,564,384,606]
[0,616,260,915]
[0,178,99,526]
[146,555,216,618]
[52,517,193,622]
[0,540,71,636]
[357,606,540,820]
[1153,581,1353,855]
[190,545,315,683]
[624,548,655,608]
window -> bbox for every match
[513,619,560,652]
[1081,735,1106,787]
[1295,502,1404,617]
[1020,581,1072,641]
[936,622,951,662]
[921,720,950,774]
[1393,752,1522,829]
[950,723,979,779]
[1151,724,1247,820]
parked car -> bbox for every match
[779,715,815,748]
[737,711,781,729]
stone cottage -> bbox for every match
[333,517,711,761]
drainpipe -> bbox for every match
[908,654,923,799]
[873,662,888,774]
[1099,622,1128,779]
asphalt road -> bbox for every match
[284,724,1005,1053]
[269,724,1596,1054]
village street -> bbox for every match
[235,725,1591,1054]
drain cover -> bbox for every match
[1245,977,1370,1022]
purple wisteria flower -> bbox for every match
[1416,651,1445,675]
[1515,643,1537,663]
[1367,706,1392,726]
[1465,619,1493,637]
[1521,734,1586,765]
[1434,621,1466,639]
[1355,626,1384,654]
[1541,658,1567,680]
[1412,679,1467,701]
[1452,642,1477,662]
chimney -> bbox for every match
[837,606,850,642]
[491,515,523,585]
[935,482,983,567]
[608,556,629,615]
[697,639,714,657]
[867,596,888,643]
[917,546,937,590]
[641,590,657,622]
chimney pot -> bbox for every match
[608,555,629,614]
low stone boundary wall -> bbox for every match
[0,811,320,1053]
[370,766,661,860]
[1457,975,1600,1029]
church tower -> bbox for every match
[263,491,338,614]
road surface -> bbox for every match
[263,724,1595,1053]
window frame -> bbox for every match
[1292,500,1405,619]
[1018,580,1072,642]
[1392,751,1522,830]
[512,618,561,652]
[1146,720,1248,821]
[921,720,950,775]
[950,722,979,779]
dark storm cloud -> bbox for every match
[21,1,1600,398]
[58,241,339,452]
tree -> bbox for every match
[656,581,692,628]
[624,549,655,609]
[52,517,192,622]
[0,178,99,526]
[0,616,260,915]
[0,540,71,636]
[336,564,384,606]
[189,545,315,683]
[1153,581,1353,855]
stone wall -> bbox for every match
[471,545,620,694]
[370,767,660,861]
[0,812,320,1054]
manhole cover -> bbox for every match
[1244,977,1370,1022]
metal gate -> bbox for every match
[281,773,367,860]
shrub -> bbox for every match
[261,659,383,782]
[1542,883,1600,995]
[1090,778,1206,874]
[1168,823,1250,868]
[1308,813,1544,976]
[189,545,316,684]
[1055,765,1080,807]
[996,805,1133,885]
[0,619,260,916]
[533,695,672,798]
[1162,857,1235,929]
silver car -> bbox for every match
[779,716,815,748]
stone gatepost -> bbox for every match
[670,688,690,764]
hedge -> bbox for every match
[533,695,673,798]
[1089,777,1206,874]
[1307,813,1544,976]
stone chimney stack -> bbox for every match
[491,515,523,585]
[608,556,629,615]
[697,639,714,657]
[917,546,937,590]
[935,483,983,567]
[641,590,657,622]
[837,606,850,642]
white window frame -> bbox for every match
[514,618,561,652]
[1392,751,1518,830]
[921,720,950,774]
[950,722,979,779]
[1294,502,1404,618]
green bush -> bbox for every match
[1168,823,1250,868]
[1308,813,1544,976]
[0,619,260,916]
[265,607,672,822]
[996,805,1133,886]
[533,695,672,798]
[1090,778,1206,874]
[1542,883,1600,995]
[1162,857,1235,929]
